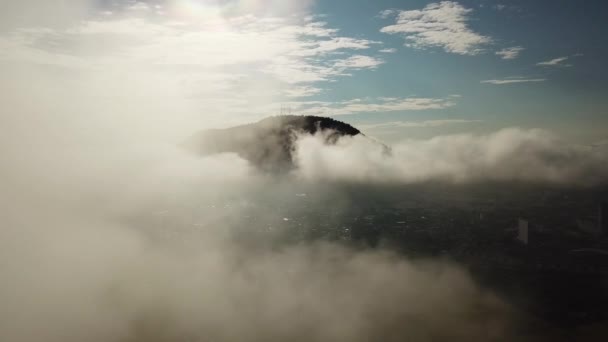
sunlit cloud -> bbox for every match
[0,0,388,131]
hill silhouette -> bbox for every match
[182,115,363,171]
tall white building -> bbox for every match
[600,202,607,237]
[517,218,529,245]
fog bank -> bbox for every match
[295,128,608,186]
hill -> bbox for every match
[182,115,363,171]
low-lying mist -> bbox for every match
[295,129,608,186]
[2,84,607,341]
[1,143,517,342]
[2,76,605,340]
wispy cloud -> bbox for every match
[288,96,458,116]
[283,86,324,98]
[333,55,384,70]
[379,48,397,53]
[379,1,491,55]
[360,119,481,131]
[127,2,152,12]
[496,46,524,60]
[291,36,381,57]
[537,56,570,67]
[0,4,388,129]
[481,78,546,85]
[378,9,396,19]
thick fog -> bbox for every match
[295,128,608,186]
[1,97,518,342]
[3,1,604,341]
[1,72,520,340]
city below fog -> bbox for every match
[144,180,608,338]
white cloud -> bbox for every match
[379,48,397,53]
[378,9,397,19]
[380,1,491,55]
[0,2,387,134]
[333,55,384,70]
[496,46,524,60]
[537,56,570,67]
[481,78,546,85]
[294,128,608,186]
[288,96,458,116]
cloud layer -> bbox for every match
[294,128,608,186]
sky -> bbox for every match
[1,0,607,143]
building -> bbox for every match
[576,202,607,238]
[517,218,529,245]
[599,202,607,237]
[577,219,602,237]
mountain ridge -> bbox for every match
[182,115,364,171]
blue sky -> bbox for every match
[1,0,607,143]
[311,0,608,142]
